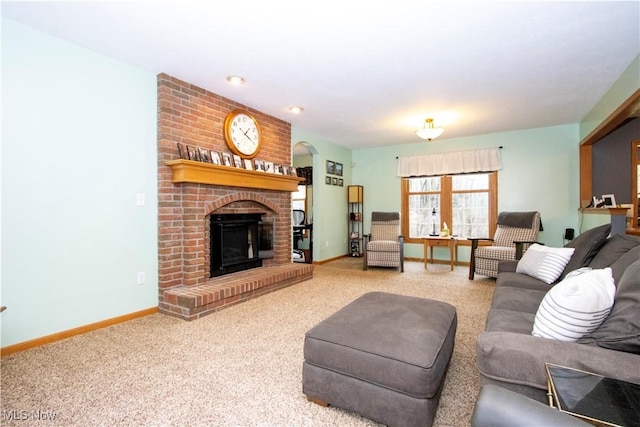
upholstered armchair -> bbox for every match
[363,212,404,272]
[469,211,541,279]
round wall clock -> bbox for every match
[223,109,262,159]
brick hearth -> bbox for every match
[157,73,313,320]
[162,264,313,320]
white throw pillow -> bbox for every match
[516,244,575,284]
[532,268,615,342]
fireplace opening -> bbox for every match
[210,213,273,277]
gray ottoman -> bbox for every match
[303,292,457,427]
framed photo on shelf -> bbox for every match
[325,176,331,185]
[335,162,343,176]
[232,154,243,168]
[602,194,617,208]
[326,160,335,175]
[222,152,232,167]
[177,143,187,159]
[254,159,265,172]
[187,145,199,161]
[210,150,221,165]
[199,147,210,163]
[290,167,297,176]
[264,161,275,173]
[244,159,253,170]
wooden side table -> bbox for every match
[423,237,458,271]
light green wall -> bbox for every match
[294,124,582,263]
[580,55,640,141]
[291,133,352,261]
[352,124,581,261]
[3,16,633,347]
[1,18,158,347]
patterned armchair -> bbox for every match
[363,212,404,272]
[469,211,541,279]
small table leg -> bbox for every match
[449,241,454,271]
[424,239,428,269]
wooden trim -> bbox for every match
[580,89,640,147]
[313,254,351,265]
[165,159,304,192]
[632,140,640,232]
[400,179,410,239]
[488,171,498,237]
[580,144,593,207]
[1,307,158,357]
[578,90,639,210]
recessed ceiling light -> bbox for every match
[226,76,245,85]
[289,106,304,114]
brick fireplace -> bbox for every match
[157,74,313,320]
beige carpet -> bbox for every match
[1,258,494,427]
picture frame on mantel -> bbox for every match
[177,143,187,159]
[187,145,199,161]
[199,148,210,163]
[210,150,221,165]
[222,152,232,167]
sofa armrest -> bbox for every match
[497,260,518,273]
[471,385,590,427]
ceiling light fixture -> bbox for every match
[416,118,444,141]
[289,106,304,114]
[226,75,245,85]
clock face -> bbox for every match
[224,110,261,158]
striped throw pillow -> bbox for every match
[516,244,575,284]
[532,268,615,342]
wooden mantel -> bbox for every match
[165,159,304,192]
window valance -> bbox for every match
[396,147,502,177]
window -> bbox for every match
[401,172,497,243]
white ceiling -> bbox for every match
[3,1,639,150]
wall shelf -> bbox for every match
[165,159,304,192]
[580,207,631,236]
[579,207,629,215]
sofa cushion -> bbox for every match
[485,309,536,334]
[532,268,615,342]
[496,271,550,292]
[578,260,640,353]
[559,224,611,280]
[588,234,640,270]
[516,244,574,284]
[609,245,640,284]
[491,287,548,314]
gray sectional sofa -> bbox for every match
[476,224,640,401]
